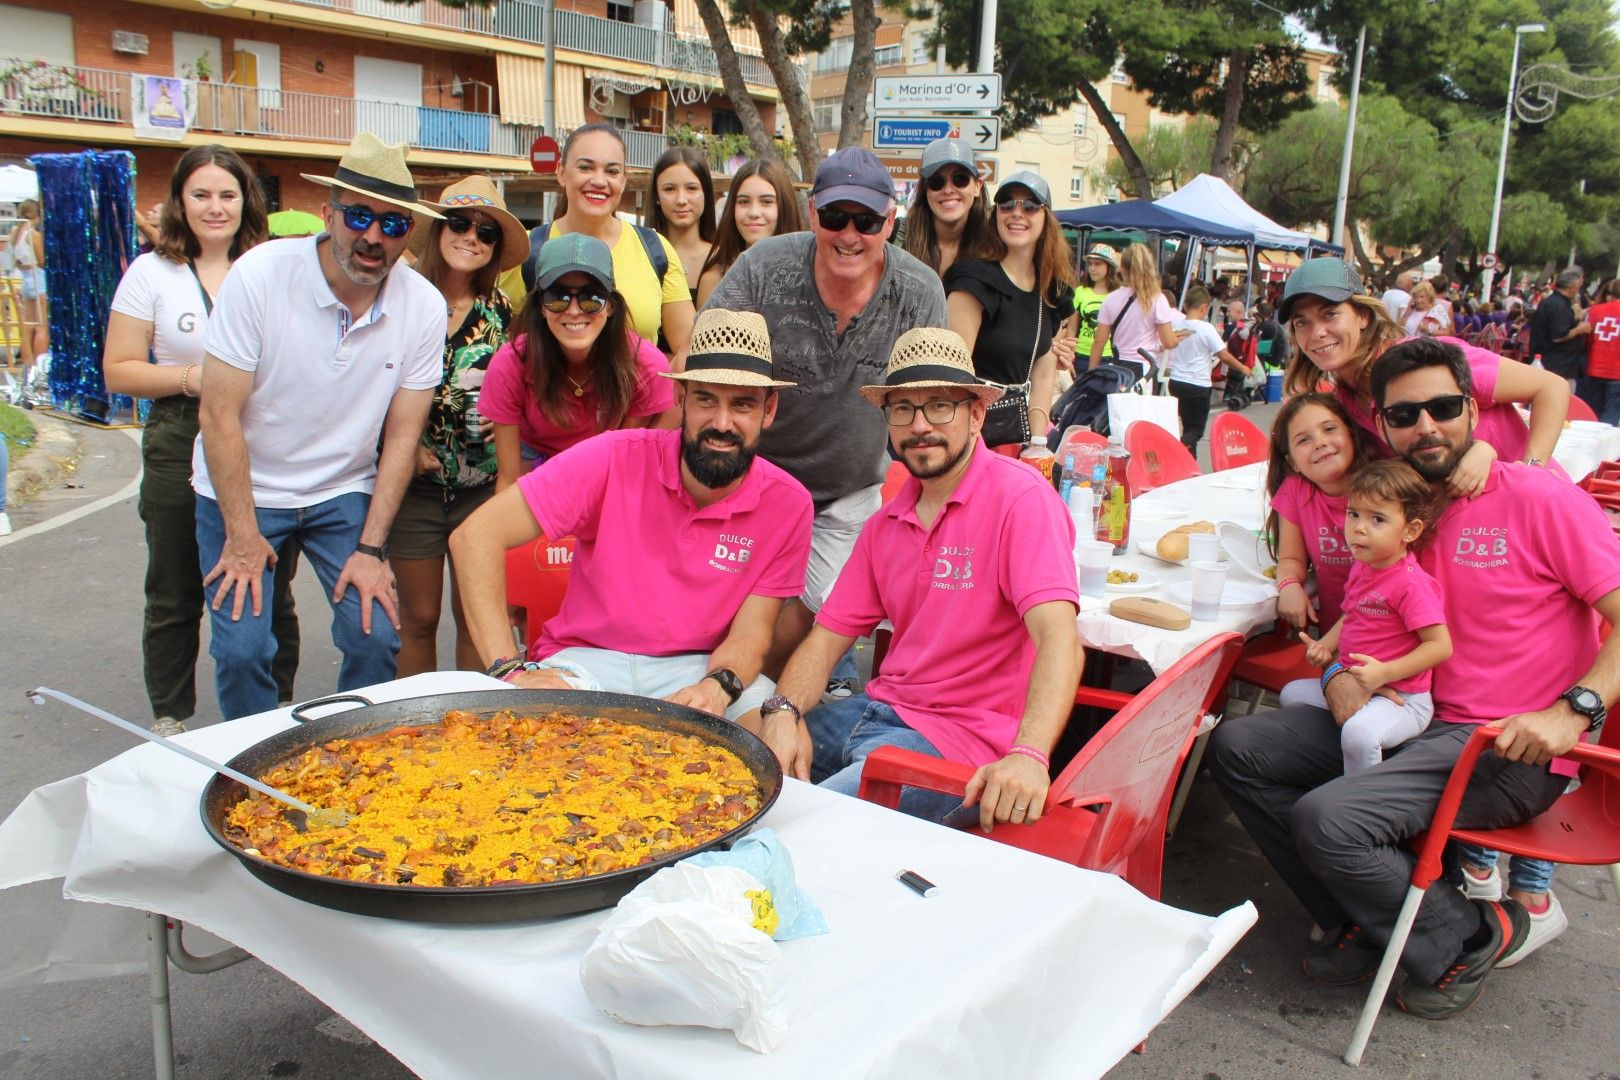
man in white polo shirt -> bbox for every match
[195,133,444,720]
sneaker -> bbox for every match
[1396,898,1528,1020]
[821,678,855,704]
[1303,922,1381,986]
[1460,862,1503,902]
[1496,892,1567,968]
[150,717,187,738]
[0,512,11,537]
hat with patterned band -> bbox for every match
[859,327,1004,406]
[301,132,444,218]
[409,175,528,270]
[660,309,796,389]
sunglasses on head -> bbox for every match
[444,214,500,245]
[1379,394,1468,429]
[333,202,414,239]
[540,285,609,315]
[995,197,1042,214]
[815,206,887,236]
[925,170,973,192]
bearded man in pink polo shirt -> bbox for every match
[750,328,1082,829]
[1211,336,1620,1021]
[449,310,812,723]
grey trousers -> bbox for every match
[1208,705,1567,983]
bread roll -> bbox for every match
[1155,520,1216,560]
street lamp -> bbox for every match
[1482,22,1546,300]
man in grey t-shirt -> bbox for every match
[706,147,947,674]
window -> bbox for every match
[233,39,281,109]
[1070,171,1085,201]
[606,1,633,23]
[873,43,902,69]
[1318,66,1334,98]
[812,96,841,132]
[814,36,853,75]
[1111,56,1128,84]
[173,31,222,81]
[712,107,743,136]
[1112,112,1126,132]
[1072,110,1087,137]
[911,34,932,66]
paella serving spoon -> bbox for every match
[26,687,352,830]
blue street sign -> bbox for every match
[872,116,959,150]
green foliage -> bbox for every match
[1091,118,1219,196]
[0,402,34,463]
[732,0,849,57]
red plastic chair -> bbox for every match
[879,460,909,504]
[857,632,1243,900]
[1221,624,1320,714]
[1123,420,1201,496]
[1567,395,1598,422]
[503,535,576,648]
[1209,411,1268,472]
[1344,720,1620,1065]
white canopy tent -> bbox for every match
[0,165,39,205]
[1156,173,1337,255]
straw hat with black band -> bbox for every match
[301,132,444,219]
[409,175,528,271]
[859,327,1004,406]
[660,310,796,390]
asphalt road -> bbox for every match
[1,410,1616,1079]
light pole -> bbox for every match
[1482,22,1545,300]
[1331,25,1367,250]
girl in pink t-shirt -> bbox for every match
[1298,461,1452,773]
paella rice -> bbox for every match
[223,709,762,887]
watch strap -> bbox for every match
[760,694,802,724]
[356,542,389,561]
[705,668,744,705]
[1561,685,1607,731]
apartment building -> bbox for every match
[0,0,781,221]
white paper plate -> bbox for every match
[1165,579,1276,609]
[1104,569,1160,593]
[1218,521,1278,582]
[1136,536,1226,567]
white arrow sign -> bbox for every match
[874,74,1002,111]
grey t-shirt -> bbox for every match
[705,232,947,508]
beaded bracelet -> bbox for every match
[1276,577,1303,592]
[179,364,197,398]
[1008,743,1050,769]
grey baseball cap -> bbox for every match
[811,147,896,214]
[919,137,975,180]
[994,170,1053,208]
[1279,257,1365,322]
[534,232,615,294]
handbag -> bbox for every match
[981,301,1041,447]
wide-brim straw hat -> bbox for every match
[1084,245,1119,269]
[301,132,444,218]
[660,309,796,389]
[409,175,528,271]
[859,327,1004,406]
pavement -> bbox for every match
[1,404,1617,1079]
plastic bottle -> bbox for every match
[1100,448,1132,554]
[1057,452,1078,503]
[1067,483,1095,542]
[1531,353,1545,370]
[1089,462,1109,538]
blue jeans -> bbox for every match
[1458,847,1556,894]
[1576,374,1620,427]
[197,492,399,720]
[806,692,962,823]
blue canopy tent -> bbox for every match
[1057,200,1258,311]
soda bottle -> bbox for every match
[1100,448,1132,554]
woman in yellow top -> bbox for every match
[1073,245,1121,370]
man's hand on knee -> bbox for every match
[1494,705,1587,766]
[332,552,399,635]
[1324,673,1404,727]
[205,533,277,622]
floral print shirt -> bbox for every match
[423,291,511,491]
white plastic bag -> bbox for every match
[1107,393,1181,446]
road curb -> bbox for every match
[6,410,82,506]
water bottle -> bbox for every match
[1067,484,1095,542]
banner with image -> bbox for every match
[131,76,189,141]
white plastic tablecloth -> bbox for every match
[0,672,1256,1080]
[1552,420,1620,482]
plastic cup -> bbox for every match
[1188,560,1228,621]
[1076,540,1113,599]
[1187,532,1221,564]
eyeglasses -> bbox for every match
[540,285,609,315]
[995,197,1042,214]
[333,202,414,239]
[883,397,973,426]
[816,206,887,236]
[1379,394,1468,429]
[444,214,500,245]
[926,170,973,192]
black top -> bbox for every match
[943,259,1076,385]
[1529,291,1584,378]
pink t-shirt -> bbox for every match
[1097,287,1179,366]
[816,443,1079,767]
[481,332,675,459]
[1417,461,1620,777]
[1337,554,1447,694]
[1272,475,1353,628]
[517,428,812,659]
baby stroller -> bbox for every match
[1047,358,1147,439]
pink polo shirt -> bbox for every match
[1272,475,1353,628]
[517,428,812,660]
[816,441,1079,767]
[1337,554,1446,694]
[1416,461,1620,777]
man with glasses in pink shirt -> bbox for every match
[751,328,1081,829]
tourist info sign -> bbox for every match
[874,74,1002,111]
[873,115,1001,151]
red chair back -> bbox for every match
[504,535,575,648]
[1567,395,1598,422]
[879,460,909,504]
[1123,420,1201,495]
[1208,411,1268,471]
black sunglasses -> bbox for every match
[926,170,973,192]
[1379,394,1468,429]
[444,214,500,245]
[540,285,609,315]
[816,206,887,236]
[334,202,414,239]
[995,197,1043,214]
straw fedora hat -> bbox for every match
[301,132,444,218]
[660,310,796,389]
[409,175,529,271]
[859,327,1003,406]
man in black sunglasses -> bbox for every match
[1211,336,1620,1020]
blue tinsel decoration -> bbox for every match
[29,150,138,422]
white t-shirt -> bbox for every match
[1380,287,1410,325]
[1165,319,1227,388]
[193,235,443,509]
[110,252,212,368]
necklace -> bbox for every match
[565,373,589,398]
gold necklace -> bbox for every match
[565,373,589,398]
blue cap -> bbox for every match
[811,147,895,214]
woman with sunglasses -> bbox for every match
[693,157,804,308]
[646,147,716,301]
[481,233,677,492]
[901,137,990,279]
[1280,256,1571,497]
[102,145,300,734]
[384,177,525,677]
[942,171,1077,449]
[1088,242,1186,377]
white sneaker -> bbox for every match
[151,717,187,738]
[1460,862,1503,901]
[0,511,11,537]
[1496,892,1568,968]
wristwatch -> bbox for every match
[759,694,803,724]
[356,542,389,561]
[1560,685,1607,732]
[704,668,744,705]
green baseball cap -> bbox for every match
[1279,257,1364,322]
[535,232,615,294]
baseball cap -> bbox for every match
[811,147,896,214]
[534,232,615,294]
[1279,257,1364,322]
[1084,245,1118,268]
[994,171,1053,209]
[919,138,975,180]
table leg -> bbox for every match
[147,912,175,1080]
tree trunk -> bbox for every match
[743,0,822,176]
[690,0,779,162]
[838,0,879,151]
[1076,80,1153,200]
[1209,46,1249,182]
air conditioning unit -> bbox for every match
[112,31,150,56]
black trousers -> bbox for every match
[1167,379,1212,455]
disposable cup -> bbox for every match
[1188,560,1228,621]
[1187,532,1221,564]
[1076,540,1113,599]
